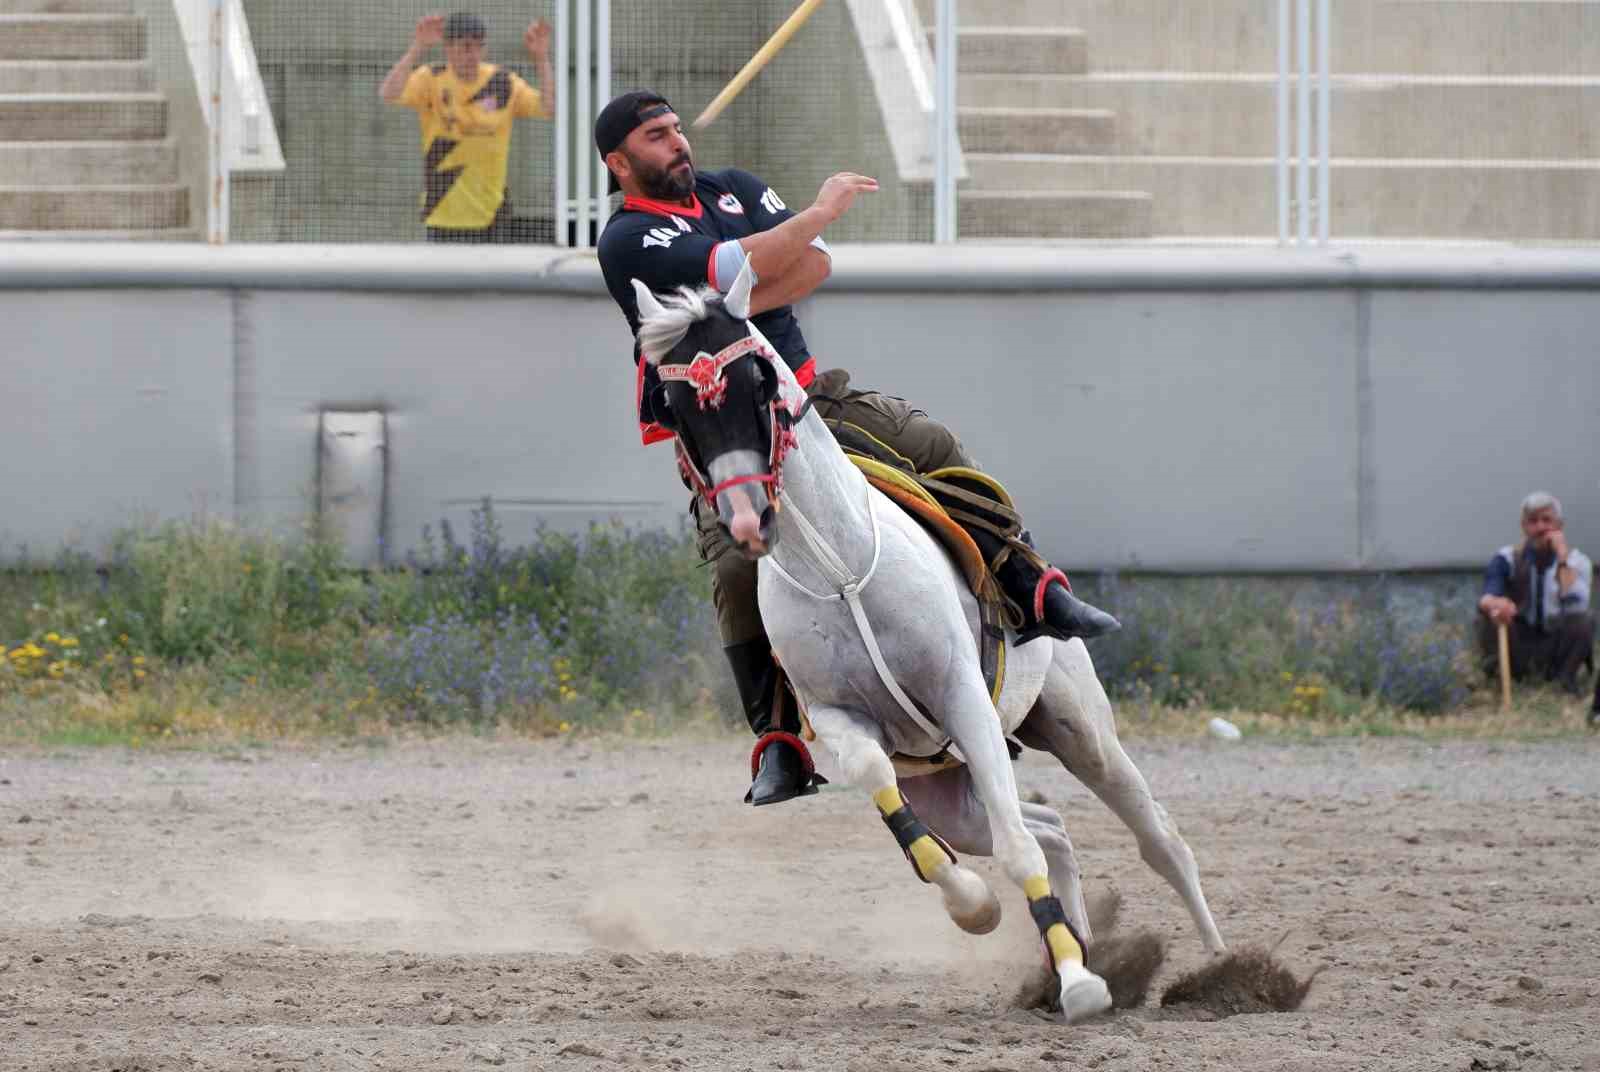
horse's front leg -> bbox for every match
[807,704,1001,936]
[940,671,1112,1023]
[1018,639,1227,954]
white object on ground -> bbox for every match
[1207,716,1243,741]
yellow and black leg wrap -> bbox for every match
[1025,876,1088,969]
[874,787,957,884]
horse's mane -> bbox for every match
[636,285,721,365]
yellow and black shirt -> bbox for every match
[398,62,546,230]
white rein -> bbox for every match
[767,477,963,762]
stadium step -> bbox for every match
[915,0,1600,76]
[957,189,1153,239]
[0,59,152,93]
[0,93,165,139]
[0,0,133,11]
[0,14,145,61]
[958,106,1114,155]
[0,138,176,183]
[965,153,1600,240]
[960,74,1600,159]
[931,28,1087,75]
[0,183,188,229]
[0,227,196,240]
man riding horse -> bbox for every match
[594,90,1120,807]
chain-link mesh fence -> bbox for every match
[2,0,1597,243]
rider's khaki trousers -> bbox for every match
[693,368,977,647]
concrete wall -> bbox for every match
[1,242,1596,573]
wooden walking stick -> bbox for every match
[1497,620,1513,712]
[692,0,827,129]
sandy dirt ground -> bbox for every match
[2,733,1598,1071]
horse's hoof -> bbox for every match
[1058,964,1113,1024]
[948,889,1002,935]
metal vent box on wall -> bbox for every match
[318,410,387,568]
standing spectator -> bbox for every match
[1476,492,1593,700]
[380,12,555,243]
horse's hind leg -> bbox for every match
[806,704,1001,935]
[1017,639,1227,954]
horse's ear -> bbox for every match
[631,278,668,323]
[723,256,756,321]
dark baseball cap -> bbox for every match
[594,90,674,157]
[443,12,487,40]
[595,91,674,194]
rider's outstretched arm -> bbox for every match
[726,171,876,312]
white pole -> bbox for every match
[594,0,610,225]
[1296,0,1310,244]
[1276,0,1289,245]
[933,0,955,243]
[207,0,228,243]
[1316,0,1330,244]
[575,0,592,248]
[554,0,570,246]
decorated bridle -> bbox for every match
[655,332,805,511]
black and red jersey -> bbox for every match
[597,168,816,444]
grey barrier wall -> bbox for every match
[1,244,1596,572]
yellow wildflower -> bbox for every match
[132,656,146,666]
[558,721,572,733]
[60,637,78,648]
[134,669,147,680]
[45,632,60,644]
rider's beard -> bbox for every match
[630,149,695,201]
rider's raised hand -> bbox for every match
[414,14,445,49]
[813,172,879,223]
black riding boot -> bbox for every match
[725,637,819,806]
[969,528,1120,645]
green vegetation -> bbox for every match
[2,503,1589,747]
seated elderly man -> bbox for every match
[1476,492,1594,702]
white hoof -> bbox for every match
[1057,961,1113,1024]
[940,867,1001,935]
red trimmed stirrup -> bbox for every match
[1032,567,1072,621]
[749,731,816,780]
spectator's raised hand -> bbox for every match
[414,14,445,49]
[524,18,552,61]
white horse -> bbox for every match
[633,263,1224,1022]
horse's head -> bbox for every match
[633,262,797,559]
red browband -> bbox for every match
[654,335,766,410]
[660,334,802,513]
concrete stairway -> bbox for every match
[922,10,1152,238]
[0,0,191,238]
[918,0,1600,241]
